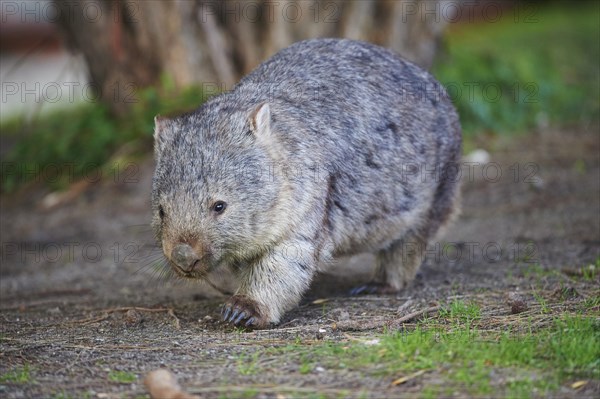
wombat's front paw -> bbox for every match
[349,282,399,296]
[222,295,268,328]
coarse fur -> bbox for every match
[151,38,462,328]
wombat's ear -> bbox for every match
[249,103,271,139]
[154,115,170,152]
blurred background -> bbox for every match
[0,0,598,193]
[0,2,598,396]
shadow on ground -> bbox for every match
[1,128,599,398]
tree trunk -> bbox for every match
[55,0,452,115]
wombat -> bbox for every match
[151,38,461,328]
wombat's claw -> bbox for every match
[222,295,266,328]
[233,311,248,324]
[349,282,397,296]
[222,306,231,321]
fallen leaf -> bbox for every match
[312,298,329,304]
[145,369,199,399]
[572,380,588,389]
[391,369,428,386]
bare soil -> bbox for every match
[1,128,599,398]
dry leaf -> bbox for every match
[391,369,427,386]
[312,298,329,304]
[571,380,588,389]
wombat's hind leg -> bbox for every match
[350,232,426,295]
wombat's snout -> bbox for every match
[171,243,200,272]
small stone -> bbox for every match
[510,302,528,315]
[507,292,528,314]
[125,309,142,325]
[464,149,490,164]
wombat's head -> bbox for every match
[151,102,287,279]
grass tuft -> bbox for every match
[262,314,599,398]
[0,365,32,383]
[107,370,137,384]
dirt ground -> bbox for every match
[1,127,599,398]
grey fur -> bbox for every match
[151,38,461,327]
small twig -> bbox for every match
[396,306,440,324]
[391,369,430,386]
[396,299,415,314]
[104,306,176,314]
[71,307,180,329]
[78,315,111,326]
[167,309,181,329]
[342,333,362,342]
[277,318,300,328]
[343,296,400,301]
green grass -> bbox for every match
[438,299,481,322]
[533,291,552,314]
[259,314,599,398]
[523,263,563,282]
[237,352,260,376]
[581,258,599,281]
[433,3,600,136]
[1,4,598,192]
[49,392,91,399]
[50,393,73,399]
[0,364,32,383]
[582,295,600,311]
[107,369,137,384]
[218,389,260,399]
[1,81,208,193]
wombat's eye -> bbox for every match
[213,201,227,214]
[158,205,165,219]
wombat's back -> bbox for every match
[234,38,459,153]
[229,39,461,254]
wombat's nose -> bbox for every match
[171,244,199,272]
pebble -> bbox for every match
[507,292,528,314]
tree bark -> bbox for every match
[55,0,451,115]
